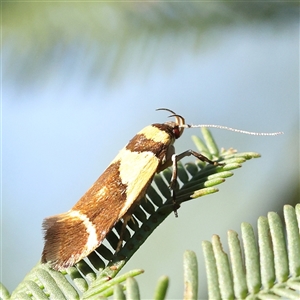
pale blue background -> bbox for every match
[2,4,299,299]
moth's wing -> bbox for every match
[42,151,160,270]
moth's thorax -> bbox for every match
[138,123,173,141]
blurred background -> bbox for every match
[2,1,299,298]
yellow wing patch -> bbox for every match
[139,125,171,144]
[117,149,160,217]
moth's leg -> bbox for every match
[116,215,132,252]
[157,145,175,173]
[170,150,224,216]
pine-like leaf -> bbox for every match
[202,204,300,299]
[4,129,260,299]
[183,250,198,300]
[153,276,169,300]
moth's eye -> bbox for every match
[173,126,181,139]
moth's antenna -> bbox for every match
[156,108,177,115]
[156,108,283,136]
[180,124,283,136]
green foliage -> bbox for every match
[3,2,298,87]
[202,205,300,299]
[2,129,297,299]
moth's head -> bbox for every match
[156,108,185,139]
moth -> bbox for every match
[41,108,282,270]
